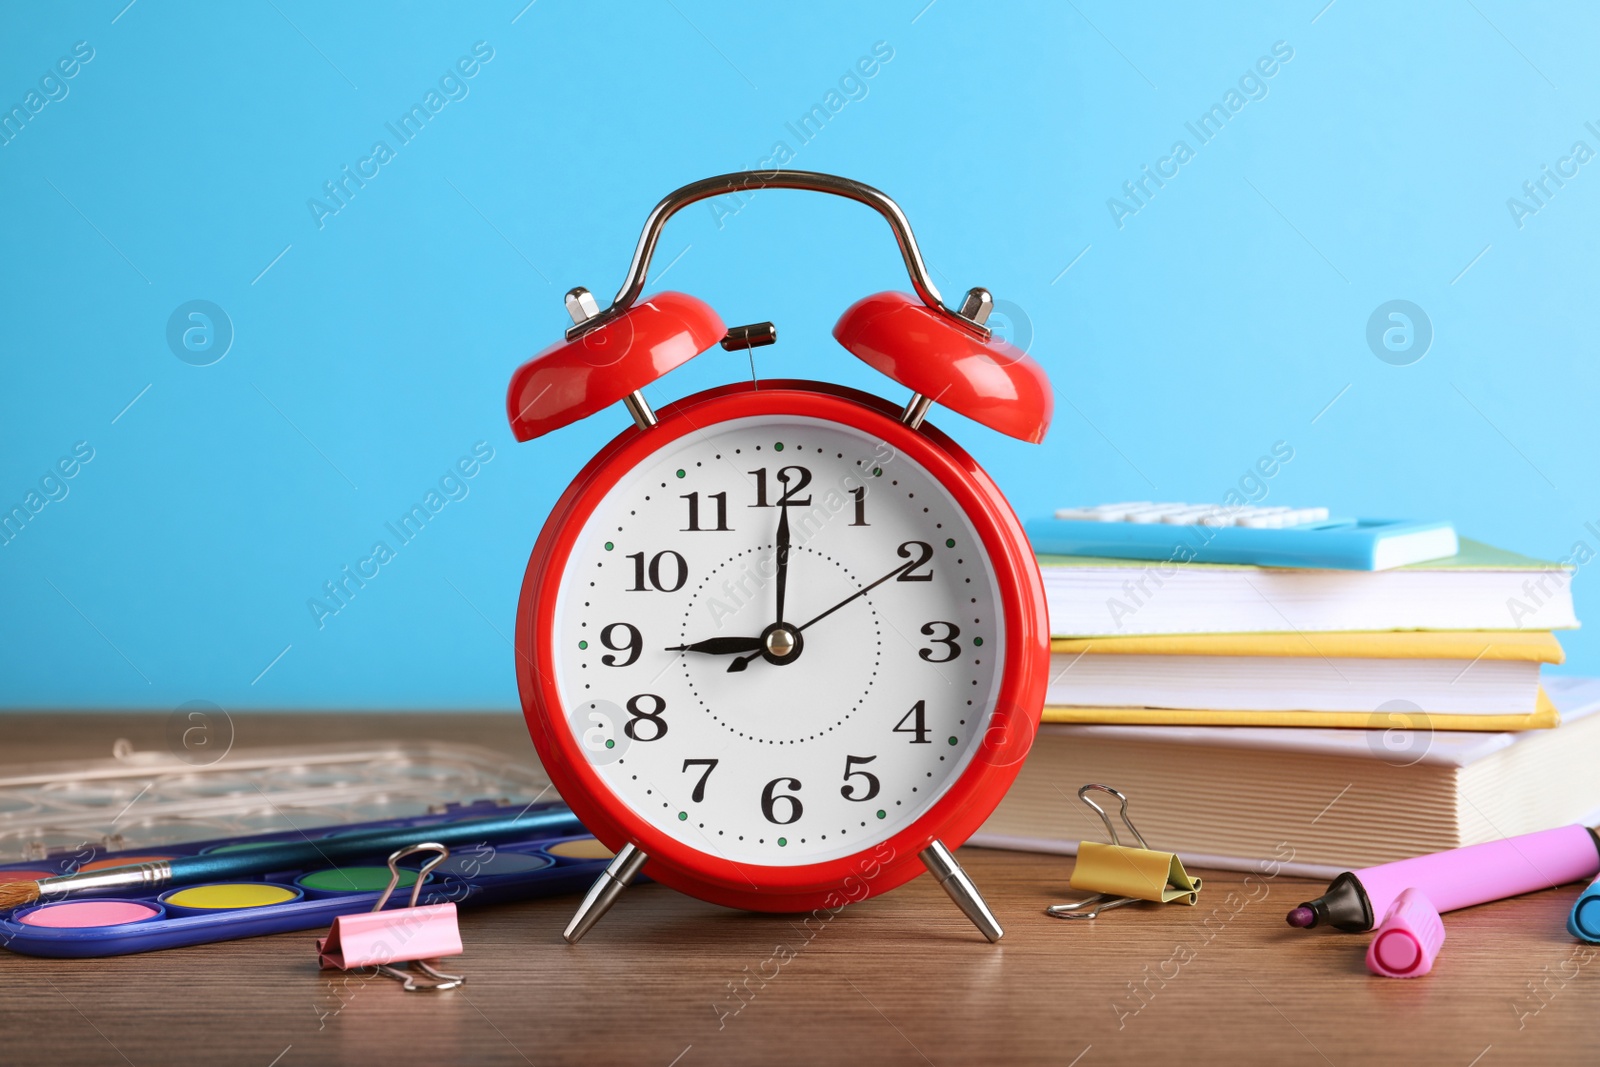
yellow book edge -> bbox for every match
[1048,629,1565,664]
[1041,686,1560,731]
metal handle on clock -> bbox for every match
[564,171,991,342]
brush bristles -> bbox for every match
[0,880,42,911]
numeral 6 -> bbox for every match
[760,777,803,825]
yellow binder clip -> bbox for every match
[1046,784,1202,920]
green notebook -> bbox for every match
[1035,539,1578,638]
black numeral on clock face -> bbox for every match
[624,693,668,741]
[760,777,803,824]
[918,621,961,663]
[894,700,931,743]
[748,466,813,508]
[627,550,688,592]
[850,485,868,526]
[599,623,641,667]
[840,754,880,802]
[682,758,718,802]
[681,491,730,532]
[896,540,934,581]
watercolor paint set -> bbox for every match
[0,740,611,958]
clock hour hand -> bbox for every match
[666,636,766,655]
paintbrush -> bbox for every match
[0,804,584,911]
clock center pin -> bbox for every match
[760,622,803,665]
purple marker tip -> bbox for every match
[1285,906,1315,928]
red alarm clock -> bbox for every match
[506,172,1051,943]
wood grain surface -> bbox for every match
[1,713,1596,1066]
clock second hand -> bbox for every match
[725,552,918,671]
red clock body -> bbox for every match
[515,380,1048,913]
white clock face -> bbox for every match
[551,414,1004,866]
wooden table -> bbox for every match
[1,713,1595,1066]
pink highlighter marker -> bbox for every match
[1287,824,1600,932]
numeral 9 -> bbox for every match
[599,623,642,667]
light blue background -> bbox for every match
[2,1,1595,710]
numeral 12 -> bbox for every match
[748,466,813,508]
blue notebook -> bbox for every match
[1028,503,1458,571]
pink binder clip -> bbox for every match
[317,842,464,991]
[1366,887,1445,978]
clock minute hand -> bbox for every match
[724,553,919,671]
[666,636,766,655]
[795,556,916,633]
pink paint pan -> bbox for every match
[18,900,164,928]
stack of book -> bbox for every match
[972,539,1590,873]
[973,676,1600,877]
[1036,539,1575,729]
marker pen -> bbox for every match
[1286,824,1600,932]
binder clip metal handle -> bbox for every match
[1077,783,1150,850]
[375,842,450,912]
[1046,894,1141,921]
[317,842,466,991]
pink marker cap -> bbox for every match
[1366,887,1445,978]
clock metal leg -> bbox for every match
[920,839,1003,943]
[563,843,648,944]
